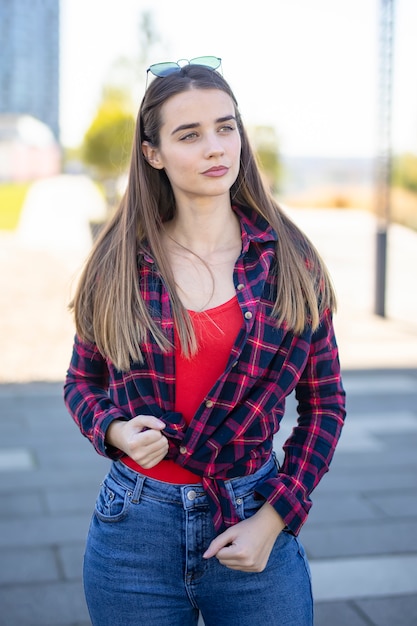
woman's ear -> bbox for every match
[142,141,164,170]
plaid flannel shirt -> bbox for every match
[64,205,346,535]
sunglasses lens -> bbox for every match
[148,62,180,77]
[147,57,221,83]
[190,56,221,70]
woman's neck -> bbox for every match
[163,201,241,258]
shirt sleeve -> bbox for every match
[63,335,129,459]
[256,309,346,535]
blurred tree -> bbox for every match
[392,152,417,193]
[81,89,135,214]
[82,91,134,178]
[249,125,281,193]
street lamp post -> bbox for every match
[374,0,395,317]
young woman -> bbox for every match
[64,57,346,626]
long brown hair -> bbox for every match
[71,65,336,371]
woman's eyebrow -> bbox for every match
[171,115,236,136]
[216,115,236,124]
[171,122,200,136]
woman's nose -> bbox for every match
[204,133,224,157]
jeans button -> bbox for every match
[187,490,197,501]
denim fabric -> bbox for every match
[83,455,313,625]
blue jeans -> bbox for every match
[83,455,313,625]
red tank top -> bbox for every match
[122,296,243,483]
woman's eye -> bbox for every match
[219,125,235,133]
[180,132,198,141]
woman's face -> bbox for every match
[142,88,241,206]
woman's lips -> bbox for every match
[202,166,229,177]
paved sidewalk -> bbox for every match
[1,371,416,625]
[1,181,417,624]
[289,207,417,371]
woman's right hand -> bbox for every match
[105,416,169,468]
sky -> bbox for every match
[59,0,417,158]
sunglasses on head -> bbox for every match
[146,56,222,86]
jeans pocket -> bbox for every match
[235,490,264,521]
[94,476,131,523]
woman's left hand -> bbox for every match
[203,502,286,572]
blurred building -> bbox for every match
[0,114,61,182]
[0,0,60,141]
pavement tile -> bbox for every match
[314,600,371,626]
[301,519,417,559]
[44,485,98,515]
[0,581,90,626]
[0,464,109,492]
[0,430,85,448]
[0,514,91,548]
[366,490,417,518]
[342,370,417,391]
[58,543,86,580]
[378,432,417,447]
[0,396,64,415]
[327,447,417,469]
[312,464,417,493]
[355,593,417,626]
[0,491,44,518]
[23,406,77,427]
[310,555,417,601]
[32,445,104,471]
[0,446,36,470]
[0,547,59,585]
[306,492,380,524]
[0,415,27,436]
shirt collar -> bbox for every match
[232,205,278,255]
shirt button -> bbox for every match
[205,400,214,408]
[244,311,253,320]
[187,490,197,501]
[179,446,187,455]
[236,283,245,291]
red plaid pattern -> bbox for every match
[64,206,346,534]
